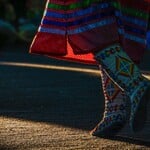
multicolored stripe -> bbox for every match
[118,28,146,45]
[112,1,149,20]
[43,10,114,27]
[39,0,149,47]
[39,0,115,35]
[47,0,103,10]
[147,31,150,49]
[45,3,110,19]
[113,1,149,47]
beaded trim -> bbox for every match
[95,44,147,94]
[95,44,150,129]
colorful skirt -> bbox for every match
[30,0,150,65]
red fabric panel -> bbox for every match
[30,32,67,56]
[122,39,146,64]
[68,22,119,55]
[54,41,97,65]
[30,32,97,65]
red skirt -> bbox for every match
[30,0,150,65]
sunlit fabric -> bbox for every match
[30,0,150,65]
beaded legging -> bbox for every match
[91,65,127,135]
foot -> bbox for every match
[130,80,150,131]
[90,113,127,137]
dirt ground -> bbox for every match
[0,45,150,150]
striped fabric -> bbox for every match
[42,1,114,34]
[147,17,150,49]
[147,31,150,49]
[113,0,150,62]
[30,0,117,64]
[30,0,150,64]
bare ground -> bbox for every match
[0,45,150,150]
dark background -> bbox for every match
[0,0,46,46]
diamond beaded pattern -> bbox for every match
[95,44,149,129]
[93,67,127,133]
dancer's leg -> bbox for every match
[95,44,150,131]
[91,65,127,136]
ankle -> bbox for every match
[129,77,150,101]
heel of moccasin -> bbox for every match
[130,82,150,132]
[90,117,127,137]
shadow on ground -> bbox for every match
[0,45,150,147]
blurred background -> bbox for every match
[0,0,46,47]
